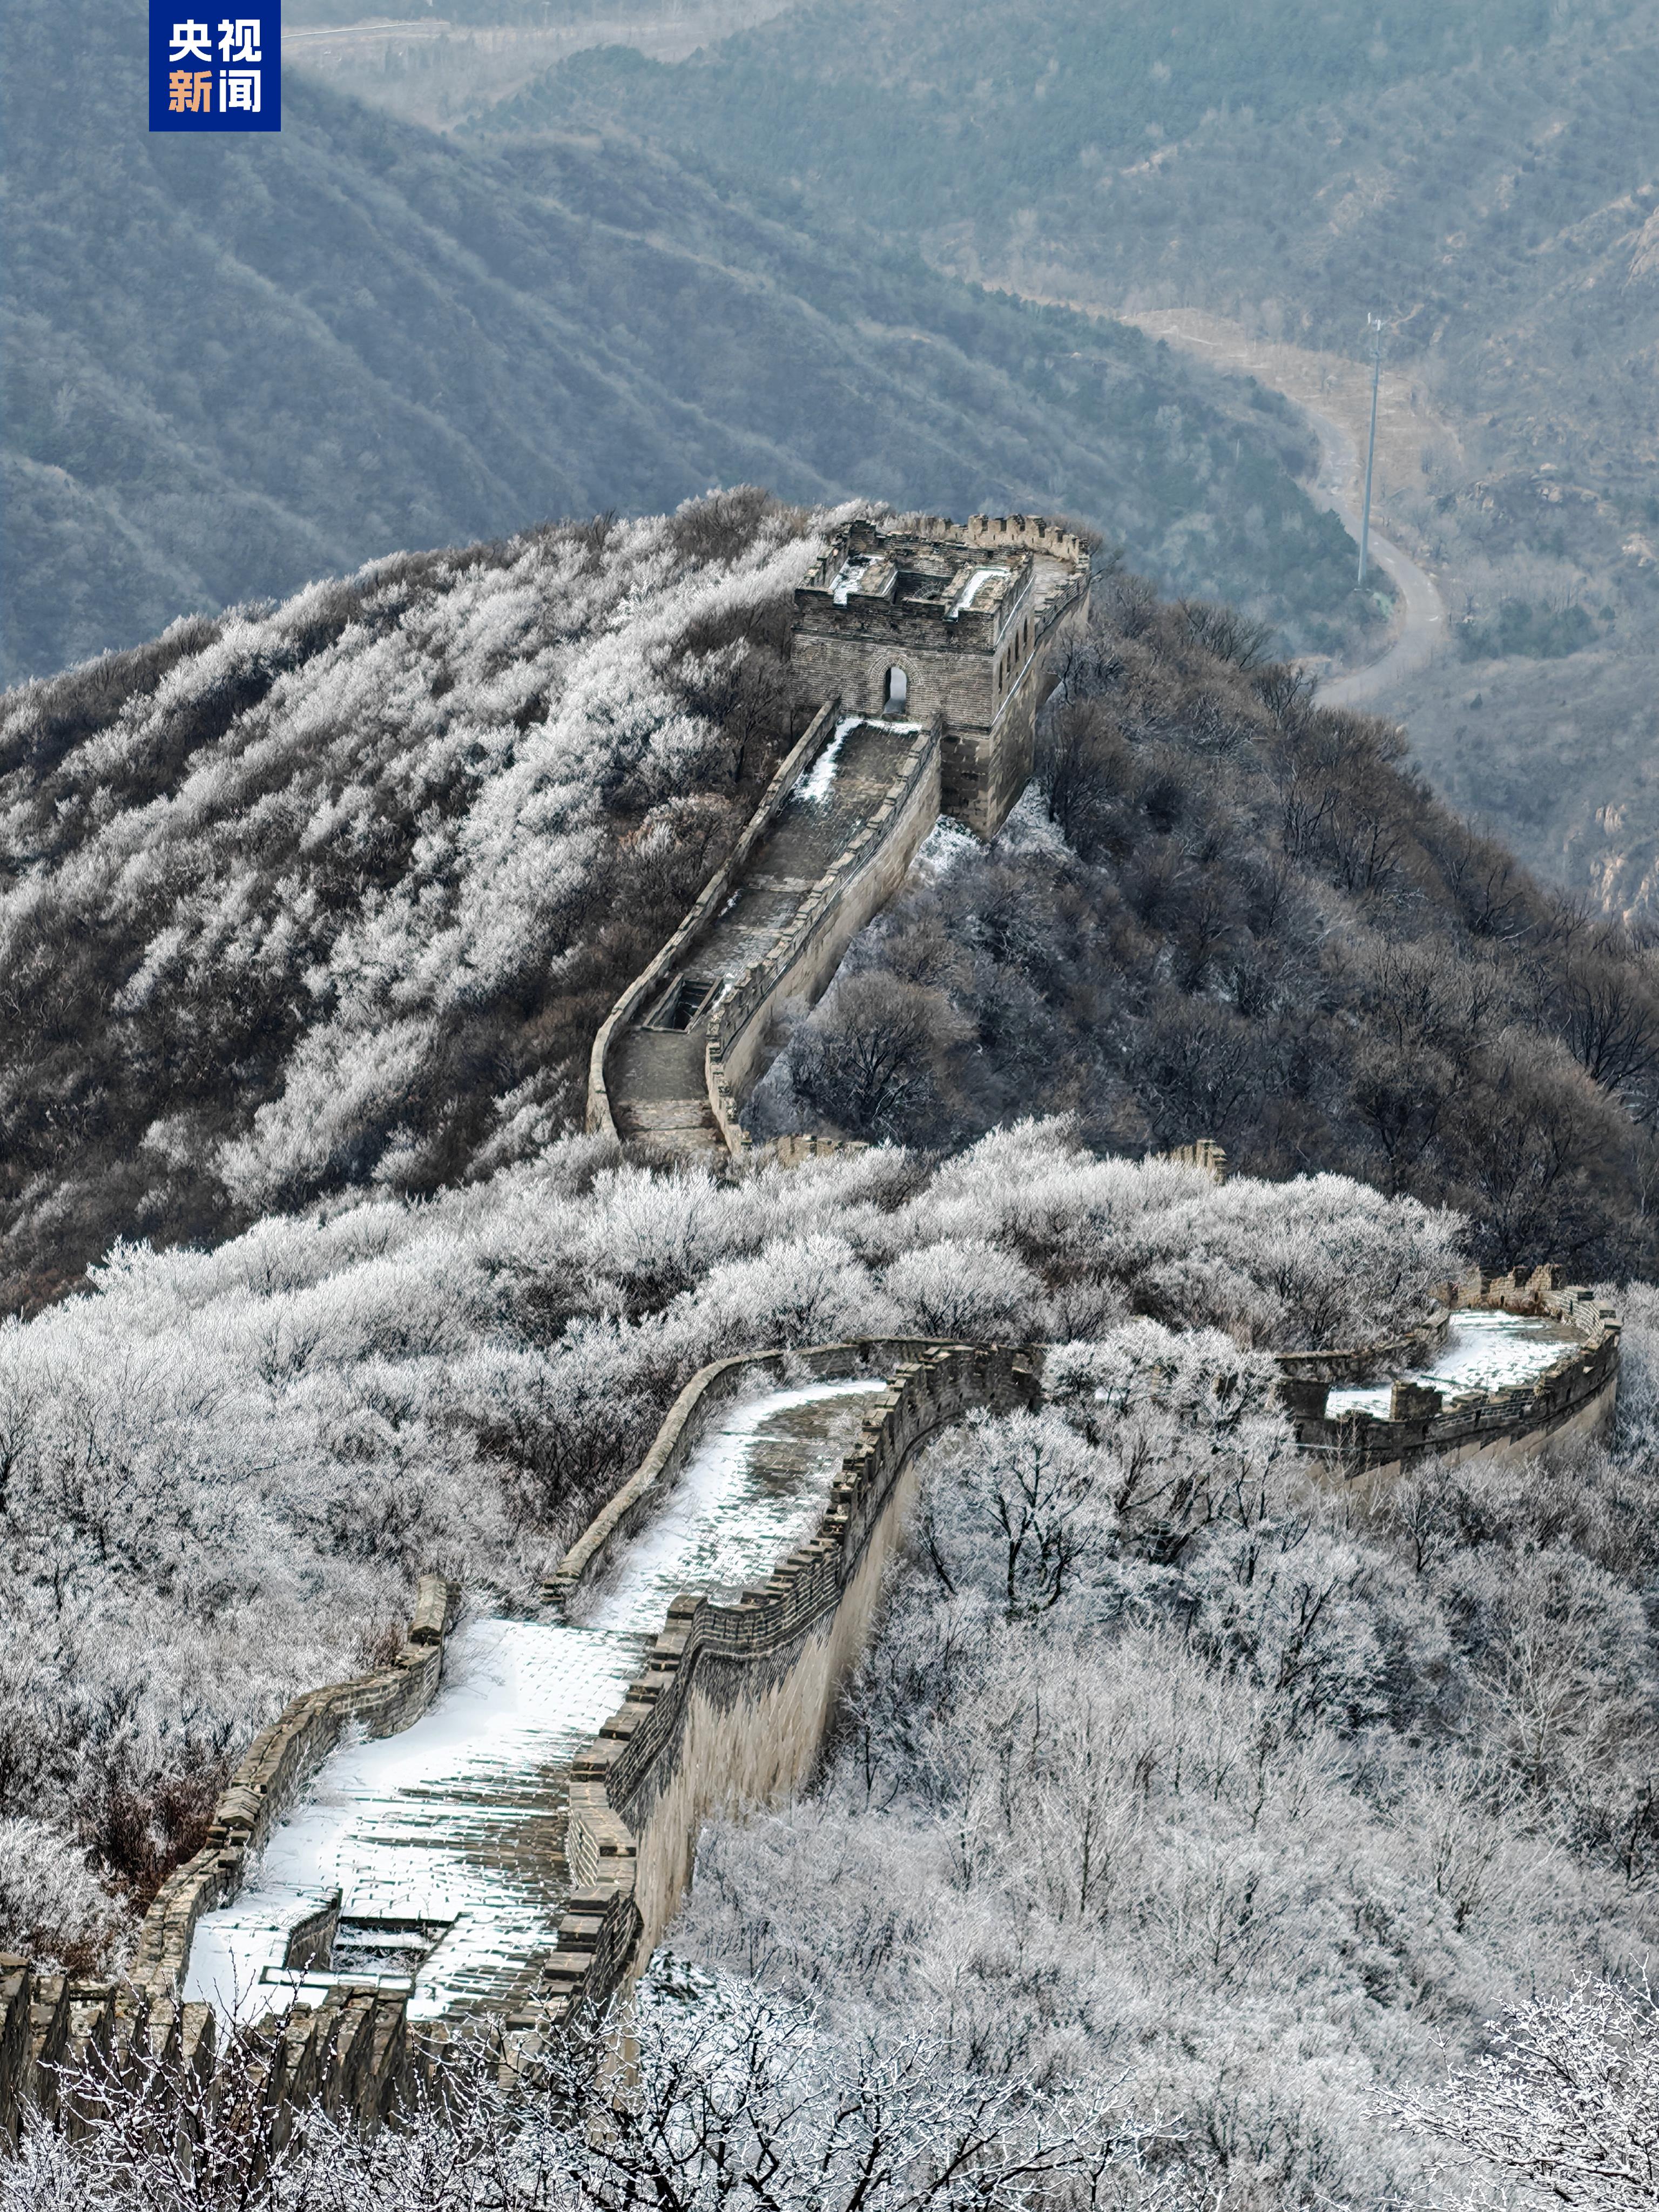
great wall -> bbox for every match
[0,515,1627,2152]
[590,513,1092,1161]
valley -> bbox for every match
[9,3,1659,2200]
[1018,299,1459,704]
[475,0,1659,912]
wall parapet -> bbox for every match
[127,1571,461,2004]
[1279,1266,1620,1476]
[0,1957,432,2154]
[530,1341,1041,2032]
[1276,1304,1452,1390]
[899,511,1097,572]
[703,721,941,1155]
[586,699,842,1145]
[1,1575,460,2147]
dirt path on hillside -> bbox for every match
[999,294,1458,703]
[1123,311,1454,705]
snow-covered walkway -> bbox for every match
[608,716,927,1151]
[185,1376,886,2025]
[1326,1309,1581,1418]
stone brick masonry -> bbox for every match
[588,511,1094,1165]
[0,1274,1618,2142]
[1278,1266,1620,1478]
[792,514,1092,838]
[0,1574,461,2146]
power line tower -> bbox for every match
[1357,313,1384,589]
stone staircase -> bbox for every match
[604,717,931,1158]
[610,1030,725,1152]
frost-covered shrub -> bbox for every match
[0,1123,1459,1962]
[909,1125,1461,1348]
[882,1240,1045,1343]
[0,1960,1182,2212]
[0,1819,118,1970]
[1396,1979,1659,2212]
[675,1300,1659,2211]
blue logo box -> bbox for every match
[150,5,280,131]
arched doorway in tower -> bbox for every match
[882,665,909,715]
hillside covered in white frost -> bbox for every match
[0,493,824,1307]
[5,486,1659,2212]
[0,1125,1456,1968]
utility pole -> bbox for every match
[1357,313,1384,589]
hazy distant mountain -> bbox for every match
[483,0,1571,259]
[0,0,1363,685]
[486,0,1659,913]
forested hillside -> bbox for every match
[483,0,1570,239]
[0,0,1361,685]
[0,493,817,1310]
[0,1131,1453,1974]
[8,494,1659,1316]
[5,493,1659,2211]
[481,0,1659,915]
[753,568,1659,1280]
[675,1291,1659,2206]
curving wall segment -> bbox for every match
[530,1341,1041,2035]
[586,698,845,1152]
[0,1575,461,2145]
[703,724,942,1156]
[588,697,942,1162]
[0,1344,1038,2138]
[0,1268,1622,2143]
[1279,1266,1620,1478]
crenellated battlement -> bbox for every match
[792,511,1091,839]
[1277,1266,1620,1477]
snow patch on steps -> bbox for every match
[186,1377,885,2025]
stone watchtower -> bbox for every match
[791,512,1094,839]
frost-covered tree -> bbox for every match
[2,1966,1189,2212]
[0,1124,1459,1965]
[1396,1980,1659,2210]
[0,491,821,1311]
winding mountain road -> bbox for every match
[997,294,1451,707]
[1297,396,1447,708]
[1116,314,1451,707]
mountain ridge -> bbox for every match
[1,0,1364,684]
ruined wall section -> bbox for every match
[532,1343,1040,2028]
